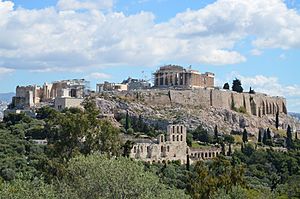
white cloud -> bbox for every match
[279,53,286,59]
[251,49,263,56]
[0,0,300,71]
[0,67,14,75]
[57,0,114,11]
[87,72,111,79]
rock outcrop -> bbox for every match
[95,90,299,135]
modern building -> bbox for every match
[153,65,215,89]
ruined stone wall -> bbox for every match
[122,88,287,117]
[130,124,188,164]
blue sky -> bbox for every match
[1,0,300,112]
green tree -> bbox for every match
[275,111,279,130]
[242,143,255,156]
[214,125,219,140]
[249,87,255,94]
[125,110,130,131]
[223,83,230,90]
[262,130,267,145]
[286,125,293,149]
[192,125,212,143]
[232,79,243,93]
[242,129,248,143]
[258,129,263,143]
[63,154,190,199]
[224,135,235,156]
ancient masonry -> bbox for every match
[122,89,287,117]
[130,124,222,164]
[10,79,88,109]
[153,65,215,88]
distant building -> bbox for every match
[9,79,89,110]
[96,82,128,93]
[122,77,151,90]
[54,97,84,111]
[153,65,214,89]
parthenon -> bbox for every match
[153,65,215,88]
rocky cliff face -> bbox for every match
[95,91,300,135]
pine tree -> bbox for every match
[232,78,243,93]
[242,129,248,143]
[223,83,230,90]
[276,111,279,130]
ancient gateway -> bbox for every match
[130,124,222,164]
[153,65,215,88]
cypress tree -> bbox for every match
[258,129,262,143]
[125,110,130,131]
[242,129,248,143]
[214,125,218,140]
[286,125,293,149]
[262,131,267,145]
[276,111,279,130]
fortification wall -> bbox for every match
[121,88,287,116]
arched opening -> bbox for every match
[161,146,164,153]
[172,135,175,141]
[161,136,164,142]
[177,135,179,141]
[181,126,183,133]
[133,147,136,153]
[167,146,170,152]
[180,135,183,141]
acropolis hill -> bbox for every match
[6,64,299,134]
[93,65,298,135]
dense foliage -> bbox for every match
[0,98,300,198]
